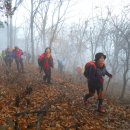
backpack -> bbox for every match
[84,61,96,78]
[38,53,45,67]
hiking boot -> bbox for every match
[43,76,47,82]
[84,100,90,106]
[98,106,105,113]
[47,81,52,84]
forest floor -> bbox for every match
[0,63,130,130]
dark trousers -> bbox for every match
[87,81,103,95]
[4,57,13,68]
[58,64,63,74]
[84,80,103,107]
[15,58,24,72]
[43,68,51,83]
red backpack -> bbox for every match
[84,61,96,78]
[38,53,45,66]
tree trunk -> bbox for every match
[120,70,127,99]
[10,15,13,48]
[31,0,34,63]
[7,15,10,47]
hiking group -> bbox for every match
[1,46,112,113]
[1,46,24,72]
[38,48,112,113]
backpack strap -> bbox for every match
[86,61,96,70]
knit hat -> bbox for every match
[95,52,106,61]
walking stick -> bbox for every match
[104,78,111,96]
[104,78,112,105]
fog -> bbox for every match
[0,0,130,99]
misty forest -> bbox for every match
[0,0,130,130]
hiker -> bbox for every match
[13,46,24,72]
[58,59,64,74]
[0,51,2,65]
[38,47,54,84]
[76,66,82,76]
[83,52,112,113]
[1,50,6,65]
[76,66,83,82]
[4,48,13,68]
[27,52,31,64]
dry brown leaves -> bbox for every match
[0,64,129,130]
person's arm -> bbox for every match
[105,70,112,78]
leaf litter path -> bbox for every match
[0,64,130,130]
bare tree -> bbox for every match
[110,13,130,99]
[30,0,46,63]
[34,0,50,51]
[48,0,71,48]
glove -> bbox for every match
[109,74,112,78]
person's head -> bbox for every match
[14,46,19,51]
[45,47,51,53]
[9,48,13,52]
[95,52,106,68]
[45,47,51,58]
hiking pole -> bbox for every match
[104,78,112,105]
[104,78,111,96]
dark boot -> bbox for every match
[47,78,52,84]
[15,58,20,72]
[84,94,92,106]
[43,75,47,82]
[98,106,105,113]
[20,58,24,72]
[98,99,105,113]
[47,69,52,84]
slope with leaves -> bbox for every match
[0,64,130,130]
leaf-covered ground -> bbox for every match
[0,64,130,130]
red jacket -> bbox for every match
[38,53,53,70]
[15,49,23,59]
